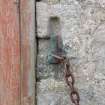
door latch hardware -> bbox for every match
[48,34,66,64]
[51,55,80,105]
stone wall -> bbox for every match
[36,0,105,105]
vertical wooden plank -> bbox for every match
[20,0,36,105]
[0,0,21,105]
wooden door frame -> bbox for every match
[0,0,36,105]
[20,0,36,105]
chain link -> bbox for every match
[52,54,80,105]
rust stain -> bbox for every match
[0,0,21,105]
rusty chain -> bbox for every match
[52,54,80,105]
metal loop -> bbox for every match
[65,73,75,85]
[70,89,80,104]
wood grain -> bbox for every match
[0,0,21,105]
[20,0,36,105]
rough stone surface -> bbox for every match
[36,0,105,105]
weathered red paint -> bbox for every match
[20,0,30,98]
[20,0,35,105]
[0,0,21,105]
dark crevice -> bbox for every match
[18,0,22,105]
[35,0,38,105]
[36,0,42,2]
[35,0,38,54]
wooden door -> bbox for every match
[0,0,21,105]
[0,0,36,105]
